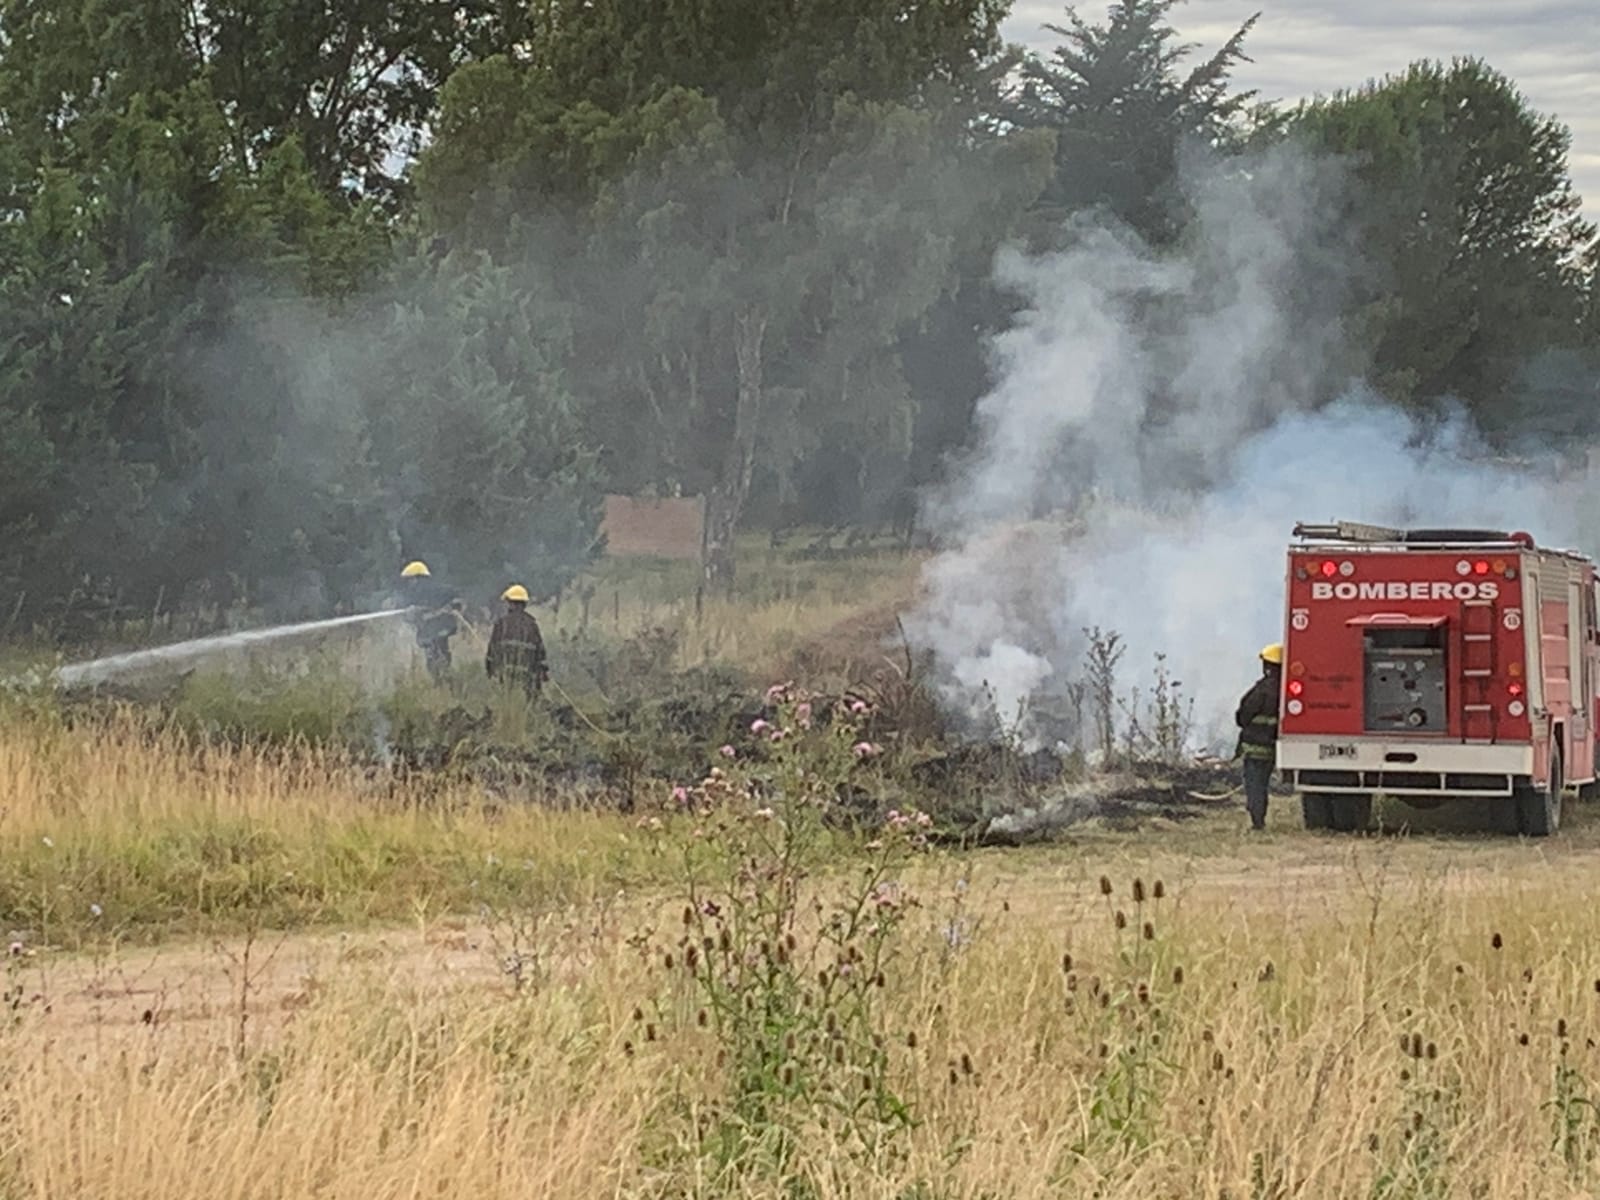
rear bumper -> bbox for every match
[1277,737,1533,797]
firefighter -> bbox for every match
[485,584,548,699]
[398,560,462,683]
[1234,643,1284,831]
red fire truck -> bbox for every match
[1277,521,1600,836]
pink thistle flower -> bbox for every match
[751,718,771,734]
[671,785,690,806]
[765,683,790,705]
[852,741,881,759]
[719,745,737,759]
[850,699,869,715]
[795,702,813,728]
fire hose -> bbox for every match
[453,618,617,741]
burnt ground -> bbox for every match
[50,664,1274,842]
[907,748,1287,844]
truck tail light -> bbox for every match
[1320,560,1338,578]
[1287,680,1305,698]
[1473,560,1489,575]
[1508,681,1525,698]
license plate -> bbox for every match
[1318,743,1357,760]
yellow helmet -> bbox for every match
[1260,642,1284,665]
[501,584,530,604]
[401,561,430,578]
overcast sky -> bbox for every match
[1000,0,1600,221]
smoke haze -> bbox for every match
[908,145,1600,752]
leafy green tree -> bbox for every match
[198,0,523,203]
[421,2,1051,589]
[1009,0,1259,243]
[358,245,603,602]
[1294,59,1597,427]
[0,0,570,626]
[0,0,519,206]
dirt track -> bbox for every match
[12,804,1600,1054]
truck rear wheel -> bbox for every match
[1329,795,1372,833]
[1301,793,1334,830]
[1515,751,1562,837]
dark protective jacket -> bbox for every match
[398,576,460,644]
[486,605,548,686]
[1234,667,1282,760]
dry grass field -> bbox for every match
[8,704,1600,1199]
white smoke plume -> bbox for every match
[908,145,1600,752]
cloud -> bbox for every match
[1002,0,1600,220]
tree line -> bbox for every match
[1,0,1595,632]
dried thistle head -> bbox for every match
[1132,879,1146,904]
[1099,876,1113,897]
